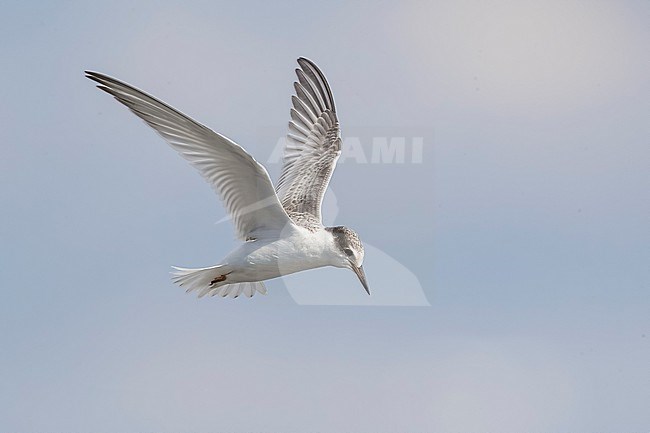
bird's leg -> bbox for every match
[210,273,230,286]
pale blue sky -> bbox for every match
[1,1,649,432]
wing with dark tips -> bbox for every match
[276,58,341,228]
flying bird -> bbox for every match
[86,58,369,299]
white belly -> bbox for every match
[222,228,336,283]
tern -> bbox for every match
[86,58,369,299]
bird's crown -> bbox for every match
[326,226,364,259]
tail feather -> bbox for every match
[171,266,266,299]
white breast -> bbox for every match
[223,227,339,282]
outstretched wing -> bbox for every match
[275,58,341,228]
[86,71,293,240]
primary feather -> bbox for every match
[276,57,342,229]
[85,71,293,241]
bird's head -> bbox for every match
[326,226,370,295]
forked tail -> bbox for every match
[171,265,267,299]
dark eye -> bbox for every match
[344,248,354,256]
